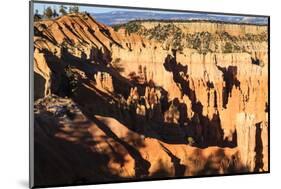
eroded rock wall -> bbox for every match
[33,13,269,177]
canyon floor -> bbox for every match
[32,12,269,187]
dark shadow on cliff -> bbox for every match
[254,122,264,172]
[40,46,132,98]
[150,161,171,178]
[73,83,190,145]
[163,52,237,148]
[214,55,240,109]
[34,25,58,45]
[89,116,151,178]
[159,142,186,176]
[34,71,46,100]
[61,46,132,98]
[195,148,249,176]
[33,110,125,187]
[251,56,262,66]
[163,52,196,102]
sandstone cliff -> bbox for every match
[33,13,269,186]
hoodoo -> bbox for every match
[33,11,268,186]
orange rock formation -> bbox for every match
[33,13,269,186]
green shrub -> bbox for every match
[223,42,233,53]
[187,137,195,146]
[64,66,79,96]
[125,22,141,35]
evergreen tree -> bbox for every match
[53,9,59,18]
[59,5,67,15]
[69,6,79,13]
[44,6,53,19]
[34,9,41,21]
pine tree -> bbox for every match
[34,9,41,21]
[69,6,79,13]
[44,6,53,19]
[72,6,79,13]
[59,5,67,15]
[53,9,59,18]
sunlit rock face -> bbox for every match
[33,13,268,185]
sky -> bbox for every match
[33,2,268,25]
[33,2,187,15]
